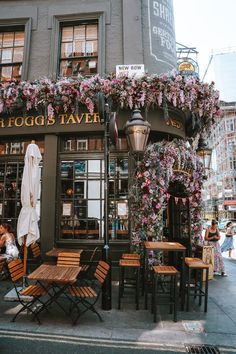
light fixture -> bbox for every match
[196,137,212,174]
[124,109,151,152]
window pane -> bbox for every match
[88,138,102,150]
[61,42,73,58]
[74,25,85,40]
[87,25,97,40]
[61,27,73,42]
[13,47,24,62]
[88,160,100,174]
[14,32,24,46]
[1,48,12,63]
[3,32,14,47]
[75,160,86,178]
[85,41,96,56]
[1,66,12,80]
[74,40,84,56]
[60,60,73,77]
[88,180,100,199]
[88,200,100,219]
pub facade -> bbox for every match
[0,0,221,264]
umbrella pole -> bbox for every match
[23,236,28,276]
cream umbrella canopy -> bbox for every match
[17,141,42,274]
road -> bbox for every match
[0,330,186,354]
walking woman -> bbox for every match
[205,219,227,276]
[221,221,234,258]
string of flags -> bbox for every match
[159,187,200,205]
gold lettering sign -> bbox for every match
[166,118,183,130]
[0,113,100,129]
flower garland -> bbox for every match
[130,139,205,255]
[0,72,221,131]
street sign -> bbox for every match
[116,64,145,78]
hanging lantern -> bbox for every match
[124,109,151,152]
[196,137,212,174]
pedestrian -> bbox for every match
[0,223,19,260]
[205,219,227,276]
[221,221,234,258]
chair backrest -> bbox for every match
[8,259,24,283]
[94,260,110,284]
[89,246,99,262]
[57,252,81,267]
[30,243,41,259]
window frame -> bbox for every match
[59,21,99,78]
[50,13,105,79]
[0,18,32,81]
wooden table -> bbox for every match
[28,264,81,320]
[46,248,83,258]
[143,241,186,309]
[28,264,81,283]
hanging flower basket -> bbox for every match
[0,72,222,133]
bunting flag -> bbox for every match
[158,185,200,206]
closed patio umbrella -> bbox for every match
[17,141,42,275]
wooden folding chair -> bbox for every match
[7,259,47,324]
[57,252,81,267]
[80,246,99,275]
[69,260,110,324]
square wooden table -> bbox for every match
[28,264,81,320]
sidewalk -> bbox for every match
[0,258,236,353]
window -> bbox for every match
[226,118,234,132]
[0,29,25,81]
[229,156,236,170]
[59,22,98,77]
[59,156,129,241]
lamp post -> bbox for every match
[98,96,151,310]
[196,137,212,177]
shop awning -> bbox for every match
[224,200,236,206]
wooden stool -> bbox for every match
[152,265,179,322]
[122,253,140,260]
[185,259,210,312]
[118,259,141,310]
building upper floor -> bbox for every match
[0,0,177,82]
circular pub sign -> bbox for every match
[177,58,199,76]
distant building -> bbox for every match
[213,49,236,103]
[203,102,236,220]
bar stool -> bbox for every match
[118,258,141,310]
[152,265,179,322]
[185,258,210,312]
[122,253,140,260]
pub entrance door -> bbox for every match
[166,181,191,256]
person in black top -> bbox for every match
[205,219,227,276]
